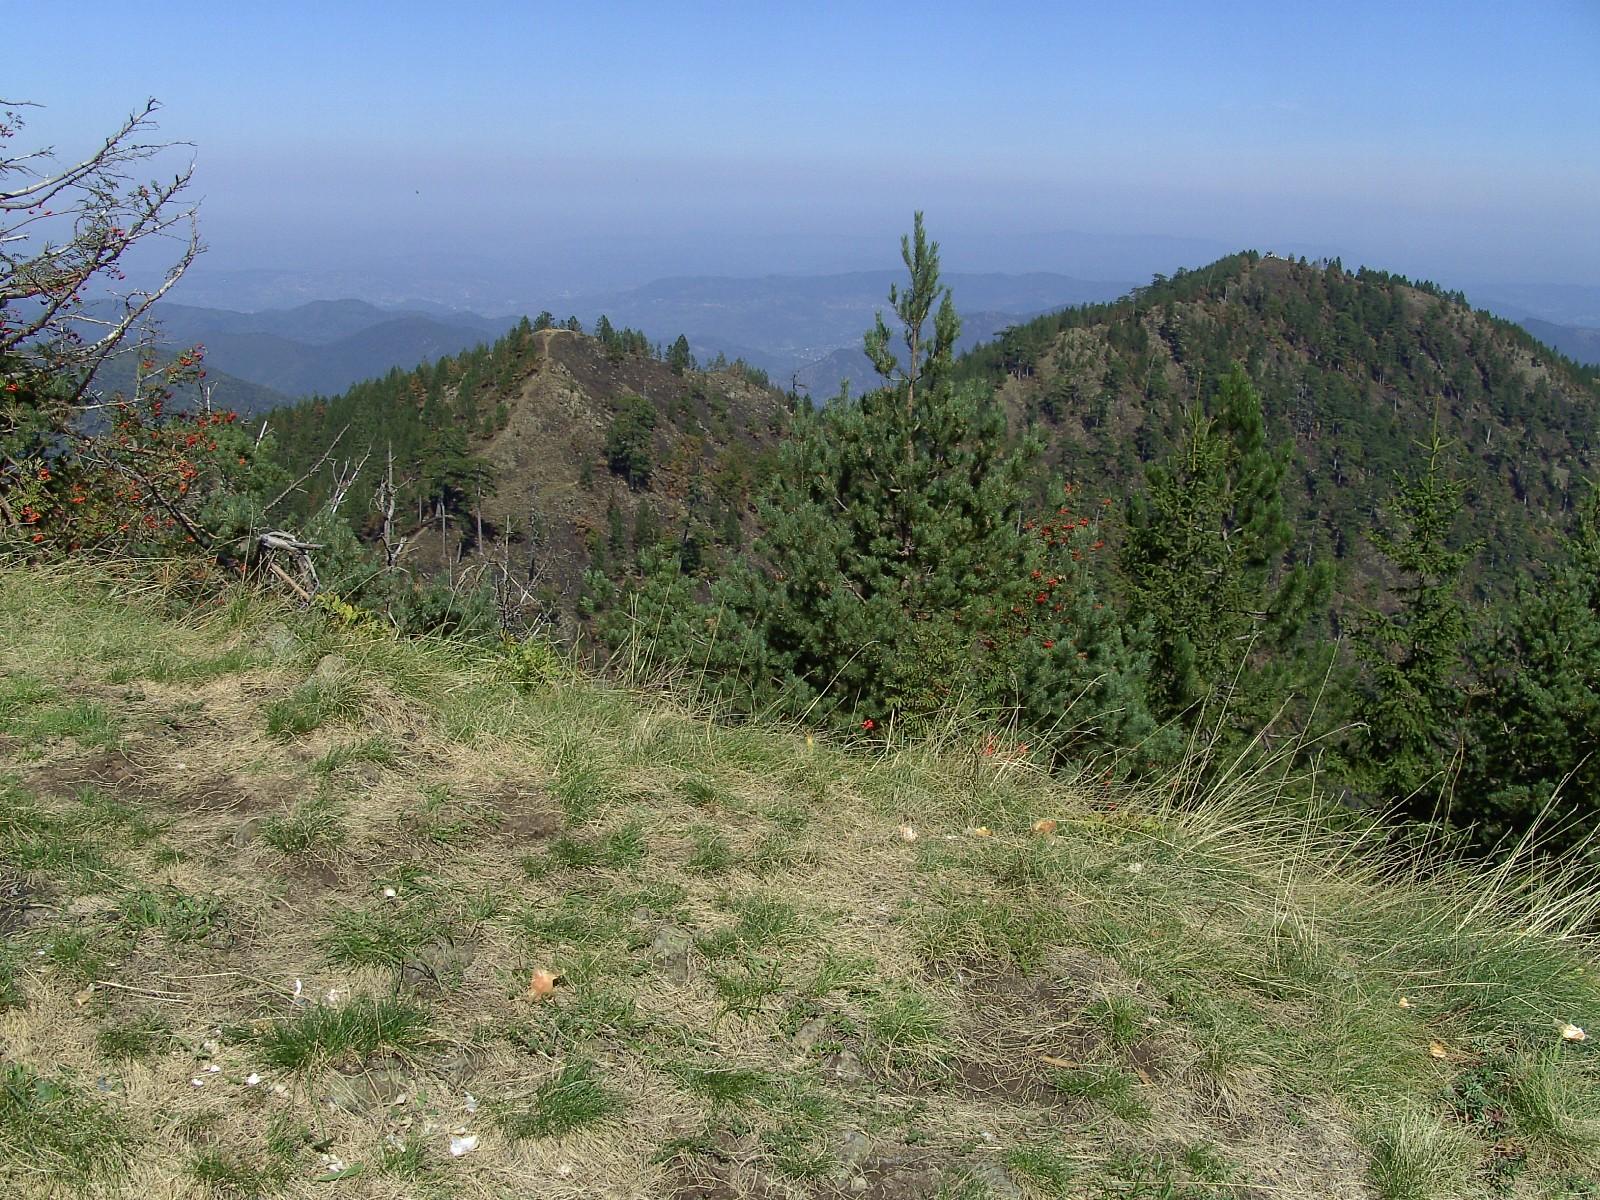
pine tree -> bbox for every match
[1352,426,1478,812]
[1459,485,1600,850]
[707,214,1155,751]
[1121,363,1333,727]
[667,335,694,375]
[604,394,657,489]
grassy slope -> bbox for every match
[1,568,1597,1200]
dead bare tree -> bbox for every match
[1,98,200,406]
[325,448,371,517]
[492,514,552,639]
[374,443,409,569]
[256,530,322,601]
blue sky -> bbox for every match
[8,1,1598,298]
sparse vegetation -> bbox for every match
[0,565,1597,1198]
[0,1064,133,1186]
[252,996,430,1071]
[495,1061,621,1140]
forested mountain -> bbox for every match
[266,252,1600,621]
[85,350,292,420]
[961,252,1600,593]
[267,319,785,616]
[137,299,514,398]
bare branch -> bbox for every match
[261,425,348,515]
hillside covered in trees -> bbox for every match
[266,319,786,626]
[964,252,1600,592]
[5,85,1600,1200]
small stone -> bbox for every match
[826,1050,863,1081]
[326,1065,412,1116]
[650,927,692,984]
[838,1130,872,1168]
[312,653,348,683]
[793,1017,829,1051]
[399,937,476,997]
[258,622,299,662]
[965,1161,1024,1199]
[421,1047,480,1086]
[231,817,264,849]
[66,895,115,917]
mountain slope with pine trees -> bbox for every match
[962,252,1600,592]
[266,322,787,624]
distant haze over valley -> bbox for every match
[142,268,1137,401]
[142,247,1600,409]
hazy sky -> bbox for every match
[8,1,1598,301]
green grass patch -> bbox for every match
[264,674,361,739]
[379,1135,434,1180]
[107,644,261,685]
[1049,1064,1151,1123]
[549,759,623,826]
[697,896,809,958]
[188,1148,287,1197]
[0,1063,132,1185]
[1007,1140,1079,1194]
[521,889,632,952]
[95,1012,175,1061]
[807,950,879,998]
[260,792,345,854]
[0,949,20,1012]
[310,736,397,776]
[710,957,787,1019]
[914,890,1070,972]
[1087,994,1147,1049]
[673,1062,774,1105]
[252,996,429,1071]
[403,784,500,846]
[14,698,121,749]
[685,824,737,875]
[759,1082,839,1180]
[496,1061,621,1140]
[116,884,227,943]
[0,787,121,890]
[40,928,120,985]
[866,988,949,1064]
[1366,1109,1474,1200]
[70,784,164,846]
[0,673,56,723]
[320,901,451,969]
[540,821,648,872]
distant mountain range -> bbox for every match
[120,269,1598,408]
[132,300,513,398]
[85,350,292,421]
[133,273,1132,401]
[1514,318,1600,367]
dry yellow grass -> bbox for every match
[1,565,1597,1199]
